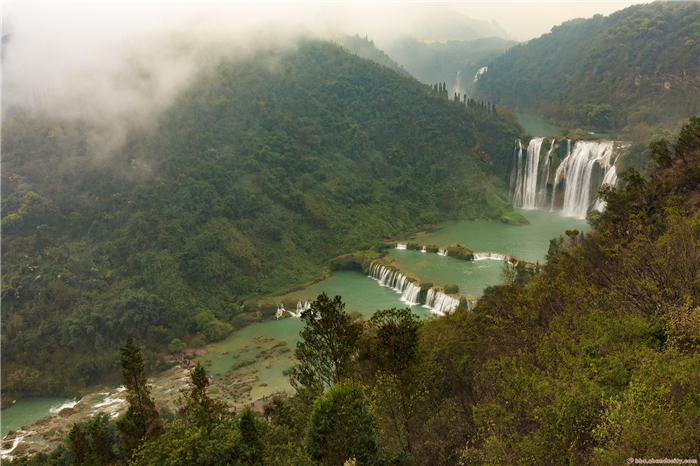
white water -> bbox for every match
[437,249,447,256]
[49,399,80,414]
[474,66,487,83]
[560,141,615,219]
[368,262,420,301]
[395,243,407,250]
[452,71,462,98]
[424,288,460,316]
[421,246,427,253]
[510,138,618,219]
[473,252,508,261]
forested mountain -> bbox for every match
[328,34,412,78]
[474,2,699,135]
[387,37,519,98]
[1,39,525,400]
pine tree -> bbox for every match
[69,424,93,466]
[89,415,117,466]
[237,407,265,465]
[115,338,161,460]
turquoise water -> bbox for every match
[1,398,76,437]
[516,113,563,137]
[398,209,588,263]
[4,209,588,422]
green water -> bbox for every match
[387,250,503,298]
[516,113,563,137]
[1,398,75,437]
[398,209,588,263]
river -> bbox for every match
[2,208,588,429]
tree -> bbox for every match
[89,415,117,466]
[68,424,94,466]
[290,293,362,390]
[168,338,186,354]
[179,362,229,424]
[116,338,161,459]
[306,380,384,466]
[236,407,265,465]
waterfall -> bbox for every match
[452,71,462,98]
[421,246,427,253]
[276,304,285,319]
[474,66,488,83]
[510,141,524,205]
[560,141,615,219]
[396,243,407,250]
[400,282,421,305]
[284,301,310,318]
[466,300,478,311]
[424,288,460,316]
[536,139,555,206]
[368,261,420,301]
[510,138,545,208]
[473,252,508,261]
[592,163,619,212]
[437,249,447,256]
[552,140,571,210]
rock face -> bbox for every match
[0,366,192,461]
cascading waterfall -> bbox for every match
[276,304,285,319]
[424,288,460,316]
[368,262,420,302]
[560,141,615,219]
[421,246,427,253]
[511,137,544,208]
[396,243,407,250]
[437,249,447,256]
[452,71,462,98]
[473,252,508,261]
[509,138,619,218]
[592,163,619,212]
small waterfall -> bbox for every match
[473,252,508,261]
[560,141,614,219]
[474,66,488,83]
[452,71,462,98]
[437,249,447,256]
[511,137,545,208]
[400,282,421,305]
[396,243,407,250]
[592,163,619,212]
[368,261,419,301]
[510,141,524,205]
[424,288,460,316]
[421,246,427,253]
[552,139,571,210]
[276,304,285,320]
[284,301,310,318]
[466,300,478,311]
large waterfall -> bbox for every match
[452,71,462,98]
[368,262,421,305]
[510,138,619,219]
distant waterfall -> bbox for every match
[452,71,462,98]
[437,248,447,256]
[277,301,310,319]
[368,262,420,304]
[421,246,427,253]
[509,138,619,219]
[560,142,615,219]
[424,288,460,316]
[396,243,407,250]
[474,66,487,83]
[473,252,508,261]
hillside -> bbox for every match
[9,119,699,466]
[474,2,699,135]
[1,39,526,400]
[387,37,519,99]
[328,34,412,79]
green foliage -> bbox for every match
[443,284,460,294]
[306,380,384,466]
[290,293,362,390]
[475,2,700,132]
[115,338,160,460]
[1,39,524,398]
[167,339,186,354]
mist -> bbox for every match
[2,1,644,156]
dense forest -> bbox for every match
[10,118,700,466]
[1,39,526,401]
[474,2,699,136]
